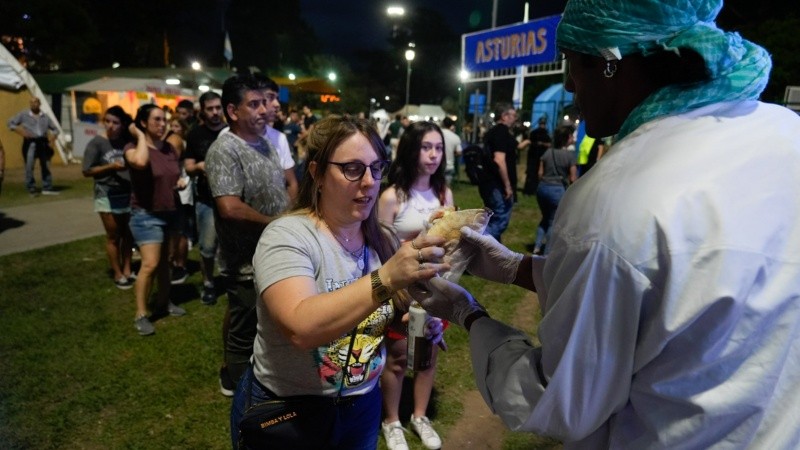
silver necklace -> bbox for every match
[323,221,365,270]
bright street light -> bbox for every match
[288,73,296,81]
[459,69,469,82]
[387,6,405,16]
[165,78,180,85]
[328,72,337,81]
[387,6,406,39]
[191,61,201,71]
[404,49,415,116]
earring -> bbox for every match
[603,61,617,78]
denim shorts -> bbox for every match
[94,193,131,214]
[129,208,179,246]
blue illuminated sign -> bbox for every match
[463,15,561,72]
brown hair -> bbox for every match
[292,115,396,263]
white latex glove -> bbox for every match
[424,316,447,351]
[460,226,523,284]
[409,277,485,327]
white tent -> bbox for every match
[0,44,69,166]
[62,77,196,158]
[66,77,194,97]
[392,104,450,123]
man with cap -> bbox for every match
[412,0,800,448]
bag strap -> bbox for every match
[550,148,567,185]
[245,246,370,409]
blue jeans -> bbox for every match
[195,200,217,259]
[479,183,513,242]
[230,365,382,450]
[24,143,52,192]
[534,183,565,254]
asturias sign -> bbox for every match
[463,15,561,72]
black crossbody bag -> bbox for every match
[238,249,368,450]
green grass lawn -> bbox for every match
[0,167,560,449]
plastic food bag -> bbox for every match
[425,207,492,282]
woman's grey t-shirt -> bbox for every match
[252,214,394,397]
[540,147,576,186]
[82,136,131,199]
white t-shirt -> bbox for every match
[264,126,295,170]
[218,125,294,170]
[441,127,462,172]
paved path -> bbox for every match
[0,196,104,257]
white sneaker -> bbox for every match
[410,415,442,449]
[382,420,409,450]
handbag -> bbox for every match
[238,250,368,449]
[238,330,358,450]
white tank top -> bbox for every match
[392,188,442,242]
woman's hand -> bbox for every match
[378,233,449,292]
[128,123,144,141]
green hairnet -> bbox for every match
[556,0,772,139]
[556,0,723,58]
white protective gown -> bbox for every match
[470,101,800,449]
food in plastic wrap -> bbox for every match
[425,207,492,282]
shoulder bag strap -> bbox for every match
[245,247,370,409]
[334,246,370,403]
[550,149,567,185]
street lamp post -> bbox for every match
[191,60,201,93]
[404,49,415,117]
[458,69,469,139]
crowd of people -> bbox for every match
[9,1,800,447]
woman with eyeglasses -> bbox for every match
[377,121,452,450]
[231,115,448,449]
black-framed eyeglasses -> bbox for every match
[329,160,389,182]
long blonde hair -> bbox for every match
[292,115,395,263]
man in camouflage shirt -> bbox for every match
[206,74,292,396]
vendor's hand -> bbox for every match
[424,316,447,351]
[460,227,523,284]
[379,232,449,292]
[409,277,485,328]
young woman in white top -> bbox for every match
[377,121,453,450]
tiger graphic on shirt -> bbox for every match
[318,300,394,388]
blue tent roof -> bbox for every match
[531,83,573,133]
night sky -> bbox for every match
[299,0,567,65]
